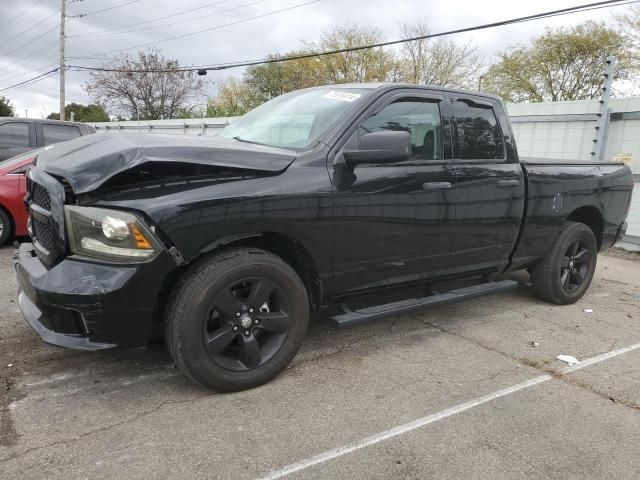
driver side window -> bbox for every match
[360,99,443,161]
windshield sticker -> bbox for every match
[323,91,362,102]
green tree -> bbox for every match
[207,77,261,117]
[47,103,110,122]
[0,96,15,117]
[207,24,396,115]
[483,21,633,102]
[304,25,395,83]
[80,104,110,122]
[244,51,330,102]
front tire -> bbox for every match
[165,248,309,391]
[531,222,598,305]
[0,209,11,245]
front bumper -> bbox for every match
[15,242,174,351]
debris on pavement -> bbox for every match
[557,354,580,366]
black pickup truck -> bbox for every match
[15,84,633,391]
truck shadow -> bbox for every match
[14,273,536,400]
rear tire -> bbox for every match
[165,247,309,391]
[0,209,11,246]
[531,222,598,305]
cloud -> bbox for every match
[0,0,626,117]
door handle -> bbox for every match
[422,182,451,191]
[496,179,521,188]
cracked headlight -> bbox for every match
[65,206,161,262]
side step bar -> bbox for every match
[331,280,518,328]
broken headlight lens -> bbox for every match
[65,206,161,262]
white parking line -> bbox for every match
[259,342,640,480]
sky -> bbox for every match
[0,0,632,119]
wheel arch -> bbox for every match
[566,205,603,249]
[167,232,324,312]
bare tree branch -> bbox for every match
[83,49,205,120]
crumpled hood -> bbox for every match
[36,133,297,194]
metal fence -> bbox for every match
[88,96,640,250]
[89,117,235,136]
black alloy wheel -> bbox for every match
[204,277,291,372]
[165,247,309,391]
[531,221,598,305]
[559,240,592,293]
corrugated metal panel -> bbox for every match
[627,180,640,238]
[506,97,640,171]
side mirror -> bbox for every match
[343,130,411,165]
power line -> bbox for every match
[68,0,233,37]
[1,23,59,59]
[509,0,639,22]
[68,0,637,74]
[10,41,59,71]
[0,62,59,85]
[0,8,60,50]
[0,68,59,94]
[69,0,141,18]
[0,41,59,82]
[69,0,323,59]
[2,0,46,25]
[70,0,271,38]
[2,71,59,94]
[5,0,636,97]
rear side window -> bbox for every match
[0,122,29,148]
[42,124,81,144]
[452,100,504,160]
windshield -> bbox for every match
[219,87,371,150]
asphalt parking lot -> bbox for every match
[1,244,640,480]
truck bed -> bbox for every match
[508,161,634,271]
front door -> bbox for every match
[331,90,456,294]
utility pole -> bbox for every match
[59,0,66,120]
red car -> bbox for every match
[0,150,38,244]
[0,118,96,245]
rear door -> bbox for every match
[0,121,34,161]
[330,88,456,294]
[446,94,525,274]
